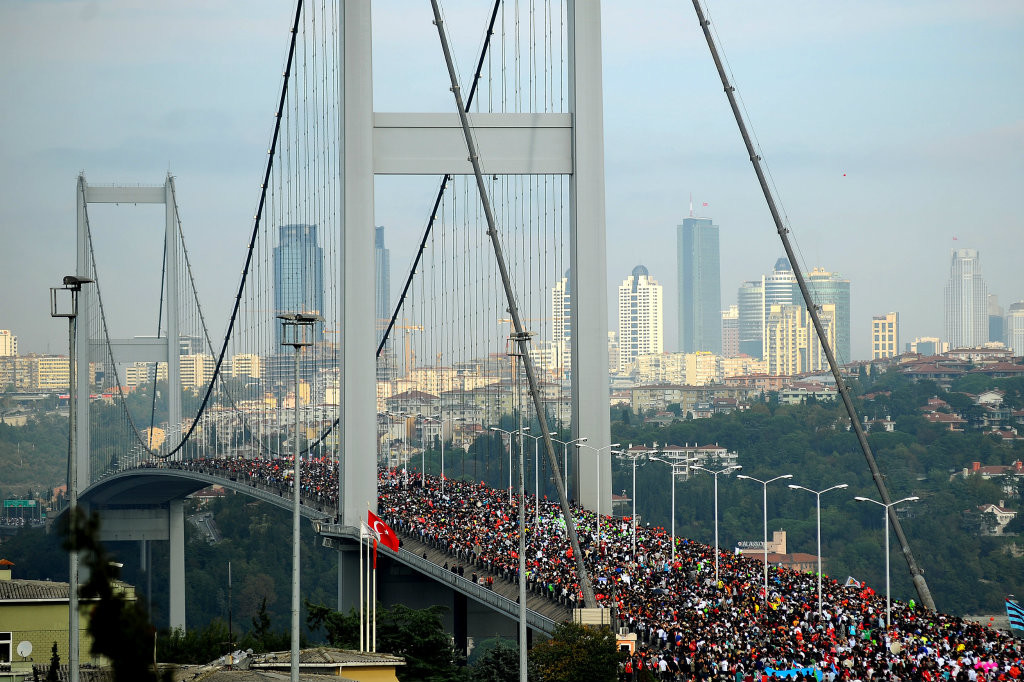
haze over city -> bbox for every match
[1,1,1022,358]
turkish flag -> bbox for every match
[368,510,400,552]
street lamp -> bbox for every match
[551,436,587,500]
[424,416,459,493]
[521,432,545,528]
[854,494,919,629]
[278,311,321,682]
[788,482,848,618]
[620,450,651,558]
[692,464,742,587]
[490,426,529,504]
[737,473,793,603]
[575,442,620,541]
[51,274,92,682]
[652,456,695,565]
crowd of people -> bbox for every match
[141,457,1023,680]
[160,455,339,511]
[375,470,1023,682]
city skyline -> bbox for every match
[1,2,1022,361]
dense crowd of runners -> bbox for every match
[154,458,1022,680]
[376,471,1022,682]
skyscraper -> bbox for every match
[764,257,797,310]
[988,294,1004,345]
[1006,302,1024,356]
[617,265,663,374]
[802,268,851,363]
[375,226,391,344]
[764,303,836,376]
[677,216,721,354]
[736,280,765,359]
[871,312,899,360]
[944,249,988,350]
[274,223,324,347]
[551,270,573,380]
[721,305,739,357]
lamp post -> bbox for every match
[278,312,320,682]
[575,442,620,541]
[621,450,649,558]
[652,457,694,565]
[737,473,793,603]
[692,464,742,587]
[854,494,919,628]
[552,436,587,500]
[521,432,545,528]
[490,426,529,504]
[51,274,92,682]
[424,416,457,493]
[788,483,848,618]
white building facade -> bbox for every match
[617,266,663,374]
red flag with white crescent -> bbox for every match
[367,510,400,552]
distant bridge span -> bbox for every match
[80,466,332,521]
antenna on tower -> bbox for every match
[689,193,694,217]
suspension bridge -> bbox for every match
[68,0,612,639]
[59,0,940,654]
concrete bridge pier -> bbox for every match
[97,503,186,632]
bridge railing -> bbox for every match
[314,522,560,635]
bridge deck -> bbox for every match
[316,522,570,635]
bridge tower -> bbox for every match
[340,0,612,530]
[75,173,188,632]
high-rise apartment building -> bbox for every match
[375,226,391,342]
[1006,302,1024,356]
[871,312,899,360]
[274,224,324,347]
[737,280,764,359]
[721,305,739,357]
[677,217,721,354]
[803,268,851,362]
[0,330,17,357]
[617,265,663,374]
[551,271,572,379]
[764,303,836,376]
[764,258,797,310]
[944,248,988,349]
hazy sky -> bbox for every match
[2,1,1022,361]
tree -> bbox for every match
[469,639,519,682]
[63,509,172,681]
[528,622,621,682]
[307,602,467,682]
[45,641,60,681]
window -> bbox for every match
[0,632,10,663]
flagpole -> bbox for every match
[372,549,377,653]
[358,524,365,652]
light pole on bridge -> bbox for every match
[854,494,919,629]
[691,464,742,587]
[51,274,93,682]
[737,473,793,604]
[788,482,848,618]
[278,312,320,682]
[575,442,620,541]
[490,426,529,505]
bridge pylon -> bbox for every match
[340,0,613,529]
